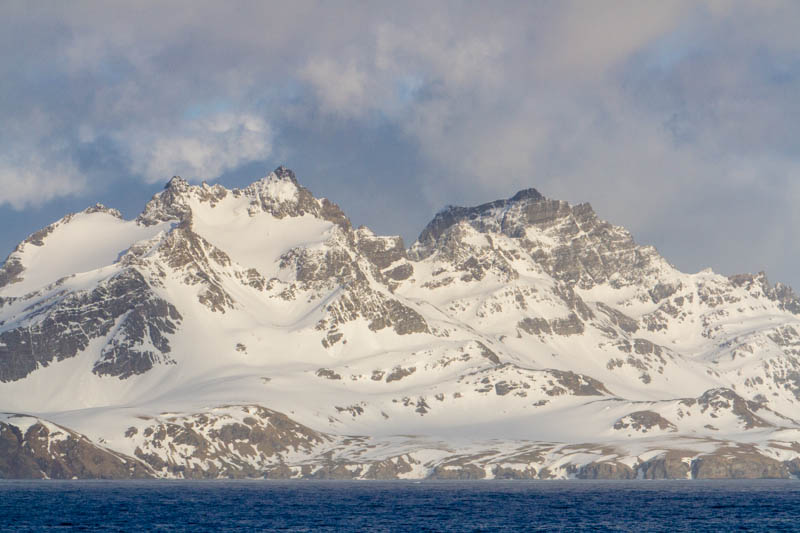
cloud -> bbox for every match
[539,1,695,77]
[0,156,86,210]
[297,18,505,120]
[300,59,370,118]
[0,109,87,208]
[113,113,271,183]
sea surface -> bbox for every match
[1,479,798,532]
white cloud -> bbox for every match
[539,1,694,78]
[297,19,505,120]
[0,156,86,209]
[0,110,87,208]
[300,59,370,118]
[115,113,272,183]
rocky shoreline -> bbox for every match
[3,412,798,481]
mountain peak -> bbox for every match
[83,203,123,219]
[164,176,189,190]
[509,187,544,203]
[271,165,298,184]
[412,187,553,257]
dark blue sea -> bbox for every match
[1,480,799,532]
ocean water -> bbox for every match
[1,480,798,532]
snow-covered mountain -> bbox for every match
[3,167,800,479]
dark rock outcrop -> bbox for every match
[429,464,487,480]
[131,406,329,479]
[691,447,789,479]
[0,269,181,382]
[614,411,677,433]
[412,189,546,257]
[692,388,772,429]
[0,258,23,290]
[577,461,636,480]
[638,451,692,479]
[0,418,152,479]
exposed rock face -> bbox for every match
[0,259,23,290]
[386,366,416,383]
[412,189,546,257]
[455,363,611,399]
[638,451,693,479]
[355,229,415,285]
[316,368,342,380]
[0,269,181,382]
[319,282,428,341]
[0,417,151,479]
[596,303,639,333]
[614,411,677,433]
[429,464,487,480]
[411,189,663,292]
[692,447,789,479]
[546,369,611,396]
[689,388,772,430]
[130,406,330,479]
[3,408,800,480]
[577,461,636,480]
[730,272,800,315]
[360,455,417,480]
[427,451,497,480]
[355,229,408,271]
[155,224,236,314]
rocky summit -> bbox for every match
[3,167,800,480]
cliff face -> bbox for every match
[2,167,800,479]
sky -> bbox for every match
[1,1,800,287]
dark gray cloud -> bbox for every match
[1,1,799,287]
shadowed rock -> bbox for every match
[0,259,23,289]
[0,417,152,479]
[638,451,693,479]
[577,461,636,480]
[692,446,789,479]
[0,269,181,382]
[614,411,677,433]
